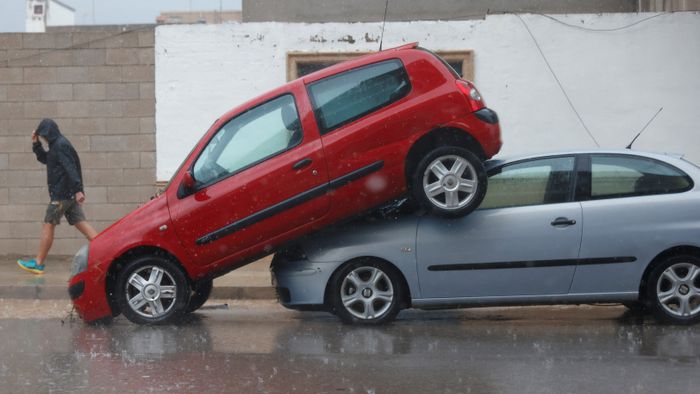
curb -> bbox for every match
[0,285,277,301]
[211,287,276,300]
[0,285,68,300]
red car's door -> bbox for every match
[168,91,329,270]
[306,59,414,214]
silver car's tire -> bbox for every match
[116,256,190,325]
[411,146,487,218]
[330,260,404,325]
[646,255,700,325]
[622,301,647,313]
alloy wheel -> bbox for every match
[125,265,178,319]
[422,154,478,210]
[656,262,700,318]
[340,266,395,320]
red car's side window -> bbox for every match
[192,94,303,187]
[307,59,411,135]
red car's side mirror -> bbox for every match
[183,171,196,190]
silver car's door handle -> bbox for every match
[551,217,577,226]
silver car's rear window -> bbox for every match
[590,155,693,199]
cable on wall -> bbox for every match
[516,13,600,147]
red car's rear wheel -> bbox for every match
[412,146,487,217]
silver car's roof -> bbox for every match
[485,149,696,172]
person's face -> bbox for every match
[39,135,49,149]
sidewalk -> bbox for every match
[0,255,275,300]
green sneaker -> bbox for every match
[17,258,44,275]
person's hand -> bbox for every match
[31,131,38,143]
[76,191,86,204]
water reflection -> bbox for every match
[1,308,698,392]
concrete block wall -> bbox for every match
[0,28,156,256]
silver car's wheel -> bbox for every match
[331,260,404,325]
[116,256,190,325]
[340,266,395,320]
[125,266,178,319]
[656,263,700,318]
[411,146,487,218]
[647,255,700,325]
[423,154,478,210]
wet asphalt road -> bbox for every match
[0,301,699,393]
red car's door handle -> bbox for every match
[292,158,313,170]
[551,217,577,226]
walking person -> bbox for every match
[17,119,98,275]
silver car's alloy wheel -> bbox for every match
[656,262,700,317]
[125,265,178,319]
[340,266,394,320]
[423,155,478,210]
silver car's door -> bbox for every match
[571,154,697,295]
[416,155,582,298]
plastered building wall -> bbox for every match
[156,13,700,181]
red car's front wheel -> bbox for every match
[186,279,213,313]
[116,256,190,325]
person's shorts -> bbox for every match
[44,199,86,225]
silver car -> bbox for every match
[271,150,700,325]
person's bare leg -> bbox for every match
[74,221,98,241]
[35,223,55,266]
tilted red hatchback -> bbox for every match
[68,43,502,324]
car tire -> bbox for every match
[116,255,190,325]
[622,301,647,313]
[411,146,487,218]
[330,259,404,325]
[186,279,213,313]
[646,254,700,325]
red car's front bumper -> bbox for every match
[69,269,113,323]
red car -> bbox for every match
[68,43,502,324]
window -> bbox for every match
[193,94,302,186]
[287,50,474,80]
[590,155,692,199]
[480,157,575,209]
[307,60,410,134]
[418,48,474,80]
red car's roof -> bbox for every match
[215,42,419,125]
[301,42,419,84]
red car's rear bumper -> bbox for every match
[470,107,502,158]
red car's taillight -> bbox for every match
[456,80,486,112]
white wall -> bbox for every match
[47,0,75,27]
[155,13,700,180]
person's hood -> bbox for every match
[36,118,61,143]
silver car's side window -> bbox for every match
[590,155,691,199]
[480,157,575,209]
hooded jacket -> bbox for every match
[33,119,84,201]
